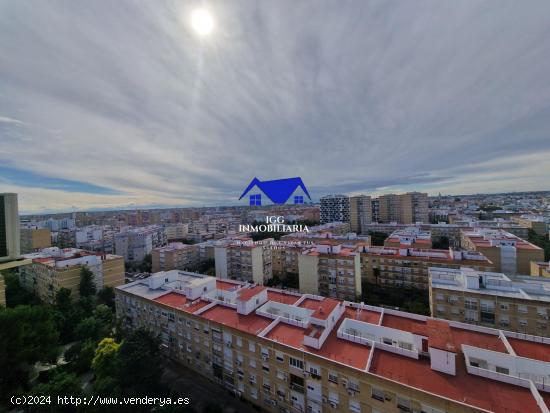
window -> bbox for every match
[328,372,338,384]
[249,194,261,206]
[294,195,304,204]
[371,387,384,402]
[289,357,304,370]
[518,305,528,314]
[496,366,509,375]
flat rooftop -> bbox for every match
[369,351,539,413]
[298,297,340,320]
[266,290,301,305]
[154,292,210,314]
[200,305,272,335]
[508,337,550,362]
[265,319,371,370]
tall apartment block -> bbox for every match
[20,227,52,254]
[114,226,167,262]
[152,242,199,273]
[429,267,550,336]
[320,195,372,233]
[460,229,544,275]
[320,195,350,224]
[0,274,5,307]
[359,245,493,289]
[298,242,362,301]
[116,271,550,413]
[349,196,372,234]
[19,247,125,303]
[215,240,272,284]
[0,193,20,263]
[378,192,429,224]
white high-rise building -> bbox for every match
[0,193,20,263]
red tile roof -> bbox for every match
[216,280,240,291]
[266,290,301,305]
[237,286,266,301]
[299,297,340,320]
[508,337,550,362]
[370,350,539,413]
[200,305,272,335]
[154,292,210,313]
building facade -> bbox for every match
[320,195,350,224]
[115,226,167,262]
[20,227,52,253]
[359,246,493,289]
[215,240,272,284]
[378,192,429,224]
[461,229,544,275]
[0,193,20,263]
[116,271,550,413]
[19,247,125,303]
[152,242,199,273]
[429,267,550,336]
[298,243,362,301]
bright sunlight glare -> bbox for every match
[191,9,214,36]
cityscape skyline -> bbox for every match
[2,1,550,213]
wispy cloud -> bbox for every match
[1,0,550,213]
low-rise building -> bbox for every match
[116,271,550,413]
[298,242,361,301]
[20,227,52,254]
[429,267,550,336]
[19,247,125,303]
[152,242,199,273]
[512,215,548,236]
[461,228,544,275]
[359,246,493,289]
[531,261,550,278]
[383,227,432,249]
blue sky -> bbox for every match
[1,1,550,213]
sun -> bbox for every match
[191,9,214,36]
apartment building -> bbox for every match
[164,223,189,241]
[461,229,544,275]
[215,240,272,284]
[0,274,5,307]
[383,228,432,249]
[349,196,372,233]
[320,195,350,224]
[298,242,362,301]
[531,261,550,278]
[0,193,20,263]
[152,242,199,273]
[512,215,548,236]
[114,226,167,262]
[271,243,302,279]
[359,246,493,289]
[20,227,51,254]
[75,226,115,254]
[378,192,428,224]
[116,271,550,413]
[429,267,550,336]
[19,247,125,303]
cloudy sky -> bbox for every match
[1,1,550,214]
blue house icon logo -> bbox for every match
[239,177,312,206]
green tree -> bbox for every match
[3,271,40,307]
[97,286,115,310]
[92,337,120,380]
[27,370,82,413]
[65,339,96,374]
[79,267,97,297]
[0,306,59,400]
[116,329,163,396]
[138,254,152,273]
